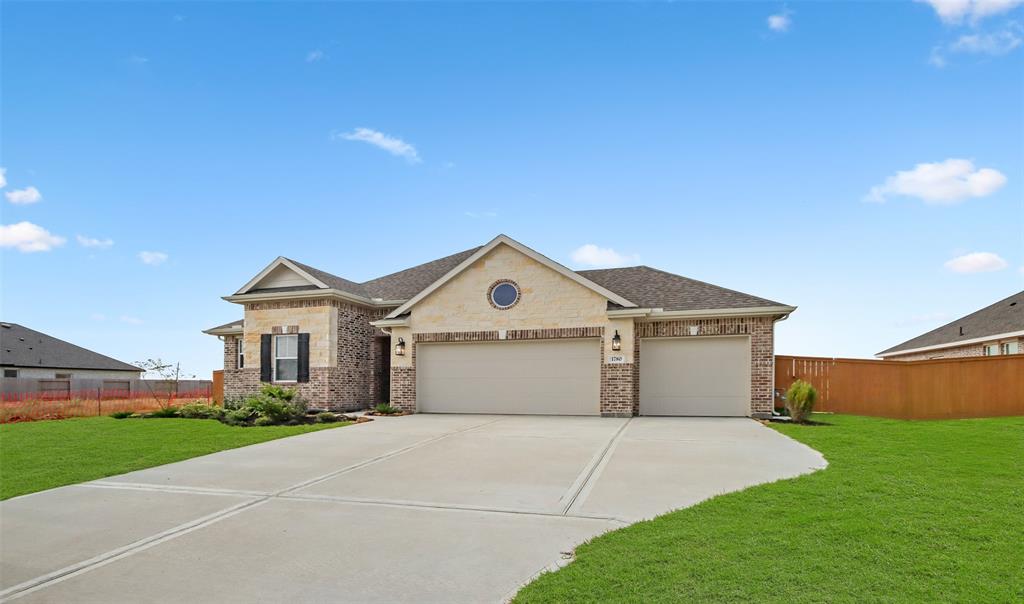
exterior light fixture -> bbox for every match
[395,337,406,356]
[611,330,622,351]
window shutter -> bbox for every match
[297,333,310,383]
[260,334,272,382]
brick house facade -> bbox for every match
[877,291,1023,362]
[205,235,794,417]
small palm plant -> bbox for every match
[374,403,399,415]
[785,380,818,423]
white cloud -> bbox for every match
[929,45,949,66]
[951,28,1022,54]
[944,251,1009,273]
[570,244,640,268]
[306,50,325,63]
[767,11,792,32]
[919,0,1024,24]
[5,186,42,205]
[334,128,421,163]
[0,167,6,188]
[90,313,107,321]
[864,159,1007,204]
[128,54,149,65]
[0,221,66,252]
[138,250,168,265]
[120,315,144,325]
[76,235,114,249]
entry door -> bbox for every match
[417,340,600,415]
[640,336,750,416]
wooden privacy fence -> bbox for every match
[775,355,1024,419]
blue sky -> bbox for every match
[2,1,1022,377]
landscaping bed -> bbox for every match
[514,413,1024,603]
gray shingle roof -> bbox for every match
[238,245,787,315]
[0,323,142,372]
[878,290,1024,356]
[361,247,482,300]
[578,266,787,311]
[283,258,370,297]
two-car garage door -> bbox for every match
[639,336,750,416]
[415,336,751,417]
[417,340,600,415]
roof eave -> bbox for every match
[620,305,797,320]
[223,289,405,308]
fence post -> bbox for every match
[97,388,102,417]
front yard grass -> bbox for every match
[0,417,350,500]
[515,414,1024,603]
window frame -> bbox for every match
[982,343,999,356]
[237,336,245,369]
[1000,341,1019,355]
[3,369,18,378]
[273,334,299,383]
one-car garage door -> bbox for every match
[639,336,750,416]
[417,340,600,415]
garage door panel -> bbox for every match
[417,340,600,415]
[640,337,750,417]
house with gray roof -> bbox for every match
[0,323,142,379]
[204,235,794,417]
[877,291,1024,361]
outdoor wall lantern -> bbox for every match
[395,337,406,356]
[611,330,622,351]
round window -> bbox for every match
[489,281,520,309]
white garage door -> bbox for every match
[417,340,600,415]
[640,336,751,416]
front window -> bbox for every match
[274,334,298,382]
[237,337,245,369]
[983,343,999,356]
[1001,341,1019,355]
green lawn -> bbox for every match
[515,414,1024,603]
[0,417,350,500]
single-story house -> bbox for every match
[0,322,143,379]
[204,235,795,418]
[877,290,1023,360]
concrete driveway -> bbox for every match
[0,415,825,603]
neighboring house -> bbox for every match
[204,235,795,418]
[877,291,1024,361]
[0,322,143,379]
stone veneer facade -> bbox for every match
[222,298,393,411]
[220,243,781,417]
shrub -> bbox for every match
[374,403,399,415]
[219,385,307,426]
[146,406,180,418]
[223,397,246,411]
[109,411,134,419]
[785,380,818,423]
[223,407,254,426]
[178,402,225,420]
[316,411,341,423]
